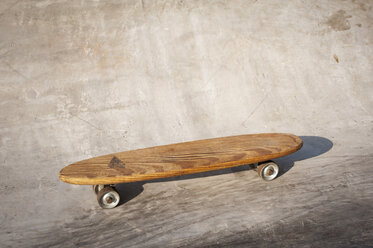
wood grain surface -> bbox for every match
[59,133,302,185]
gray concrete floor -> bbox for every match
[1,0,372,247]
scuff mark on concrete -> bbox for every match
[0,1,20,20]
[325,10,352,31]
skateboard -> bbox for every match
[59,133,303,209]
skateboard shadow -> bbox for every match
[273,136,333,178]
[115,136,333,206]
[115,181,145,206]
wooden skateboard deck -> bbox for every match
[59,133,302,185]
[59,133,302,208]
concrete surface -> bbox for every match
[0,0,372,247]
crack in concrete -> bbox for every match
[242,93,268,127]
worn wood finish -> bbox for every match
[59,133,302,185]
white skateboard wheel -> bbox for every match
[258,161,279,181]
[97,186,120,209]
